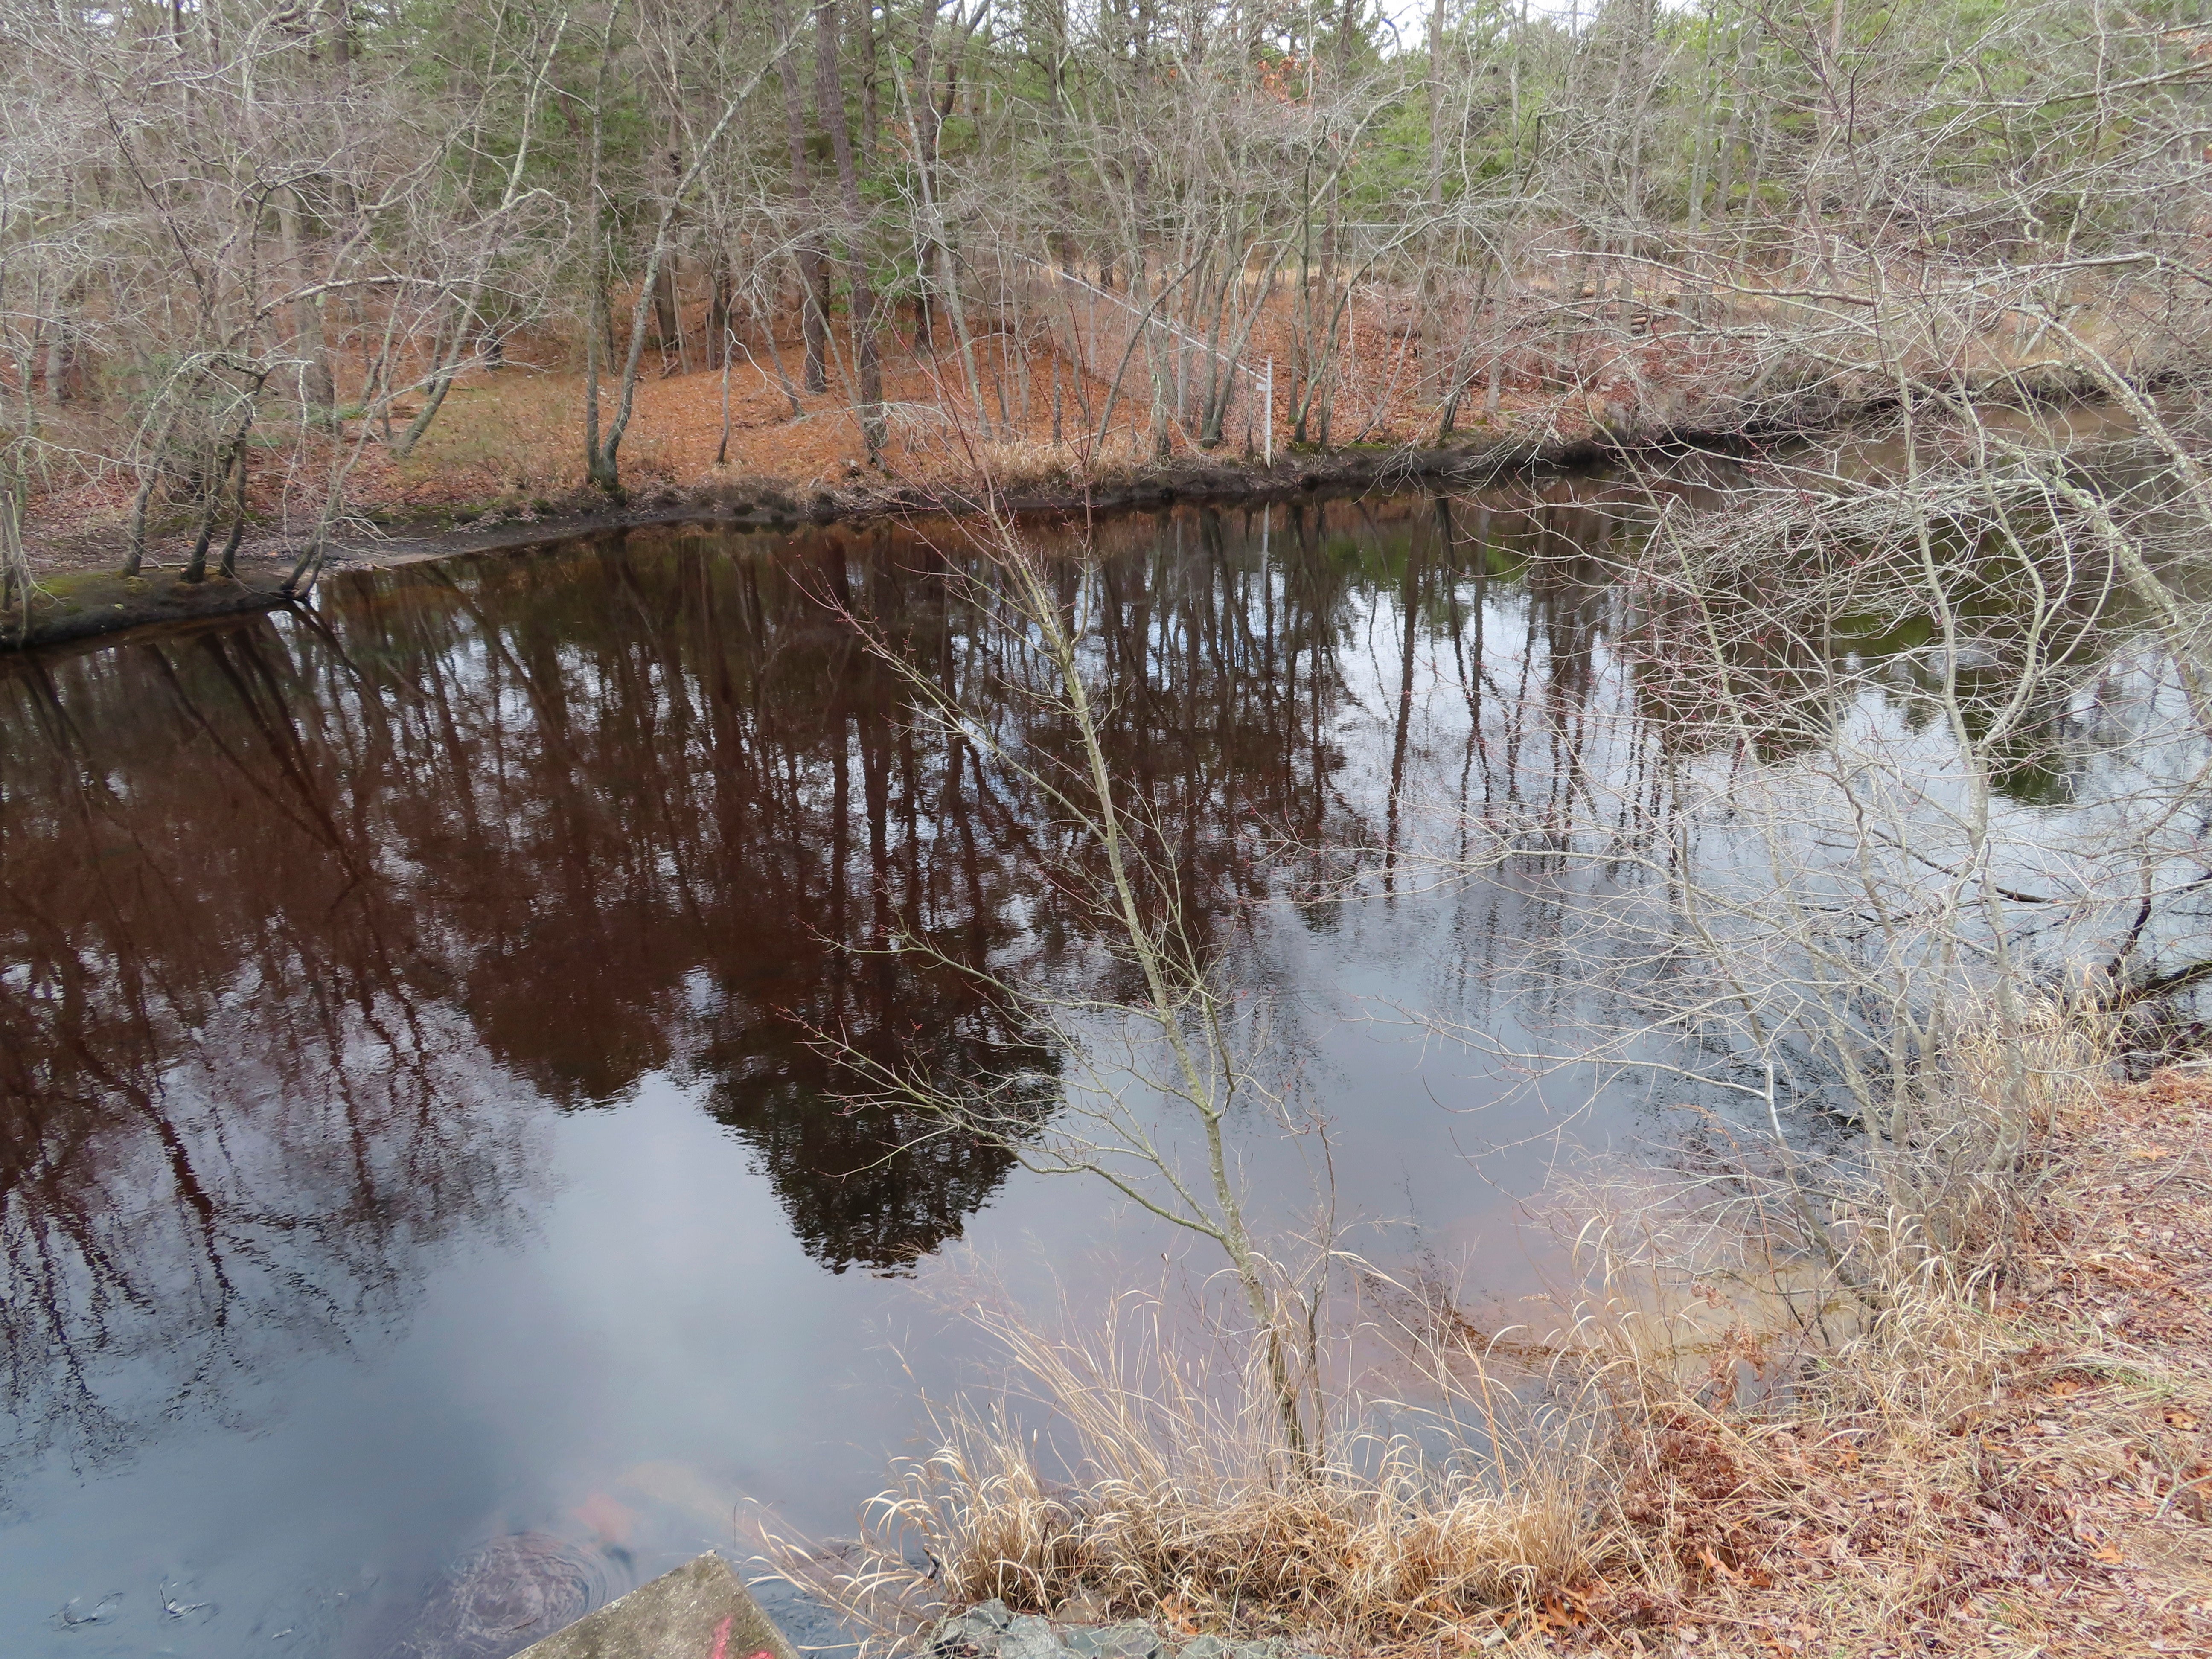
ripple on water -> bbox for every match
[395,1532,626,1659]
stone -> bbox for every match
[510,1552,799,1659]
[1057,1620,1165,1659]
[1103,1622,1170,1659]
[931,1600,1020,1658]
[1176,1637,1231,1659]
[1000,1612,1070,1659]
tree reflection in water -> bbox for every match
[0,492,1651,1476]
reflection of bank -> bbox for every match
[0,987,549,1478]
[707,1039,1059,1276]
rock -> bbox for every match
[1001,1612,1071,1659]
[1061,1622,1166,1659]
[933,1606,1330,1659]
[508,1551,799,1659]
[930,1600,1018,1658]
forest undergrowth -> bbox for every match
[12,283,1767,579]
[7,0,2210,620]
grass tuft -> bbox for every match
[768,1290,1602,1649]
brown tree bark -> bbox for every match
[276,190,335,423]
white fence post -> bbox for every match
[1263,358,1273,467]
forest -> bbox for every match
[1,0,2207,603]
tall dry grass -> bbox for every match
[1555,998,2212,1650]
[769,1286,1603,1649]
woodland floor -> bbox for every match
[17,294,1647,579]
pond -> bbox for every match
[0,470,2187,1658]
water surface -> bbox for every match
[0,477,2151,1656]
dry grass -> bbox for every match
[766,1288,1604,1650]
[1556,1061,2212,1657]
[767,1010,2212,1658]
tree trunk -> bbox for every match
[652,260,682,369]
[277,190,335,424]
[581,3,620,492]
[816,0,885,462]
[1420,0,1447,410]
[771,0,830,393]
[707,251,732,370]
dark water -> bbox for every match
[0,477,2147,1657]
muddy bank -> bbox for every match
[327,430,1606,571]
[0,372,2128,654]
[4,565,298,653]
[7,433,1585,653]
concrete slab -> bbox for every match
[511,1552,802,1659]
